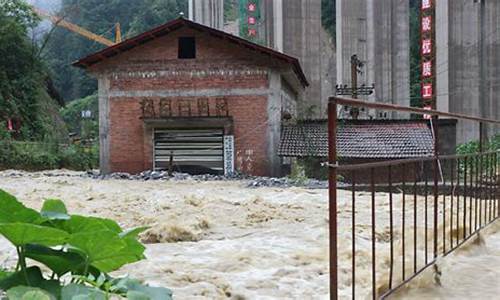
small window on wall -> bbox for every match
[178,37,196,59]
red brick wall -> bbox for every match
[91,27,286,75]
[108,98,145,173]
[107,96,270,175]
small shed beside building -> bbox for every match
[279,120,436,182]
[74,18,308,177]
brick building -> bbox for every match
[74,18,308,176]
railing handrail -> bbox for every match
[330,97,500,124]
[327,98,500,300]
[328,150,500,171]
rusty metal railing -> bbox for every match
[328,97,500,299]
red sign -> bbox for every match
[248,16,256,25]
[422,83,433,99]
[422,39,432,55]
[422,16,432,32]
[422,0,432,10]
[248,29,256,36]
[422,61,432,78]
[421,0,435,108]
[248,3,256,12]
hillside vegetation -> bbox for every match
[44,0,188,102]
[0,0,66,141]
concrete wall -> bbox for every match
[436,0,500,144]
[188,0,224,29]
[189,0,334,118]
[336,0,410,119]
[261,0,335,118]
[483,0,500,140]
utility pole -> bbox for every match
[336,54,374,119]
[350,54,362,119]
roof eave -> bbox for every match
[72,18,309,87]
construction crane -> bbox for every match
[33,7,121,47]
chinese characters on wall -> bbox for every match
[421,0,435,116]
[239,1,260,41]
[140,98,229,119]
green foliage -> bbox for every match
[0,0,64,140]
[321,0,335,40]
[289,159,308,185]
[238,0,262,44]
[0,140,98,171]
[43,0,187,102]
[127,0,188,36]
[456,135,500,174]
[0,141,60,170]
[456,134,500,155]
[60,94,98,138]
[61,284,106,300]
[0,223,69,247]
[59,143,99,170]
[224,0,238,22]
[41,199,70,220]
[7,286,55,300]
[0,190,171,300]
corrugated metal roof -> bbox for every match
[279,120,435,159]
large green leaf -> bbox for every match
[24,244,86,277]
[105,277,173,300]
[58,215,121,234]
[0,267,60,297]
[6,286,55,300]
[68,230,144,273]
[119,226,150,239]
[0,269,13,280]
[124,278,173,300]
[60,284,106,300]
[0,223,69,247]
[127,291,150,300]
[0,189,42,224]
[40,199,70,221]
[0,267,44,291]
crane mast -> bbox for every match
[33,7,120,47]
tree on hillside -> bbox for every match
[128,0,188,36]
[43,0,187,102]
[0,0,65,140]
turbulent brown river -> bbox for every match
[0,170,498,299]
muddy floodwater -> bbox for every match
[0,170,499,299]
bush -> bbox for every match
[456,134,499,174]
[456,134,500,154]
[60,94,98,139]
[0,141,59,171]
[0,140,98,171]
[0,189,172,299]
[59,144,99,170]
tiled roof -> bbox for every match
[279,120,435,159]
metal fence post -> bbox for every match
[433,116,439,258]
[479,122,484,153]
[328,99,338,300]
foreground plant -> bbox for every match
[0,189,172,299]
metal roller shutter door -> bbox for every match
[154,128,224,174]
